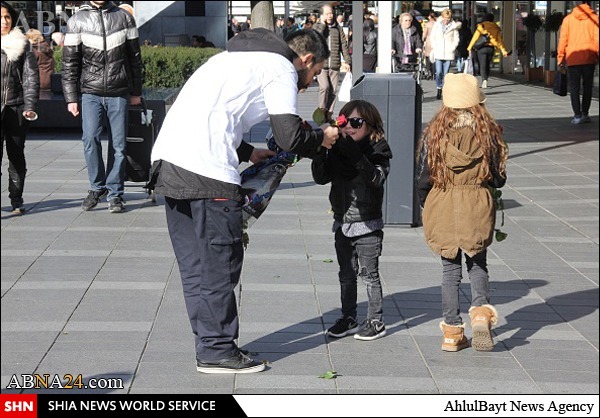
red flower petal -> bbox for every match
[336,114,348,127]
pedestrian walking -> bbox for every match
[314,4,352,115]
[362,18,377,73]
[429,8,461,99]
[391,12,423,73]
[149,28,339,374]
[422,12,437,80]
[62,1,143,213]
[311,100,393,342]
[455,19,472,73]
[467,13,509,89]
[415,73,508,352]
[1,1,40,215]
[557,1,599,125]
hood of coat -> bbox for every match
[1,27,28,62]
[437,19,461,32]
[80,1,118,12]
[572,3,595,20]
[227,27,297,63]
[444,141,482,171]
[444,112,482,171]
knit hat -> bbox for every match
[442,73,486,109]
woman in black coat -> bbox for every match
[363,18,377,73]
[456,19,473,73]
[1,1,40,214]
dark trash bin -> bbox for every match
[350,73,422,226]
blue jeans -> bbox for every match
[81,94,128,200]
[334,228,384,322]
[435,59,452,89]
[441,249,489,326]
[455,57,465,73]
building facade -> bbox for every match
[5,1,598,77]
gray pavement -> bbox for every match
[1,74,598,395]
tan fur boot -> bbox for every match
[439,321,469,352]
[469,304,498,351]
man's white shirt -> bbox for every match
[151,51,299,185]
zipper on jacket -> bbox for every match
[98,7,108,97]
[2,58,10,108]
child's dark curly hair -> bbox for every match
[338,100,385,143]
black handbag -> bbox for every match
[473,33,491,50]
[553,71,568,96]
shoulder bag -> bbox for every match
[472,29,491,50]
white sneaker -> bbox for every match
[481,80,488,89]
[571,116,583,125]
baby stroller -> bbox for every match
[393,50,427,85]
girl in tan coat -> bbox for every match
[415,73,508,352]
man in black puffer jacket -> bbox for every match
[62,1,142,213]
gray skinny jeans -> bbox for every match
[441,249,489,325]
[334,228,384,322]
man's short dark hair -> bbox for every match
[485,13,495,22]
[285,29,330,64]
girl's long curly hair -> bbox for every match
[417,104,508,189]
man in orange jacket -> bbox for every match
[557,1,599,125]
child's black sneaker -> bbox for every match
[327,316,359,338]
[354,319,386,341]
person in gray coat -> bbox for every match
[314,4,352,114]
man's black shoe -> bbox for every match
[196,350,265,374]
[81,189,108,211]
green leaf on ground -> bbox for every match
[318,370,338,379]
[323,259,334,263]
[495,230,508,242]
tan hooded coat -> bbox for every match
[422,113,495,259]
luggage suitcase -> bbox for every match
[126,98,156,183]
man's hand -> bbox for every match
[22,110,38,121]
[68,102,79,117]
[250,148,276,164]
[130,96,142,106]
[320,124,339,149]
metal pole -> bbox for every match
[544,0,551,71]
[37,0,43,32]
[352,1,363,78]
[378,1,393,73]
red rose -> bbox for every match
[336,114,348,127]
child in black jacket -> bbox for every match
[311,100,393,341]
